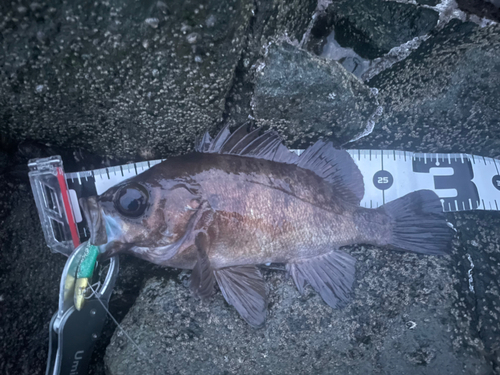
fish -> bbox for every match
[79,124,453,327]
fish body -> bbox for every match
[142,153,384,269]
[80,125,452,327]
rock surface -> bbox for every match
[222,0,318,129]
[0,0,254,160]
[356,20,500,158]
[0,170,66,374]
[326,0,439,60]
[417,0,441,5]
[452,212,500,373]
[251,42,380,146]
[456,0,500,22]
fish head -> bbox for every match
[79,176,203,261]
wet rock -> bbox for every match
[417,0,440,5]
[223,0,318,128]
[319,30,371,78]
[105,226,495,374]
[325,0,439,60]
[251,0,317,44]
[0,0,254,160]
[0,186,66,375]
[251,42,380,146]
[0,151,8,174]
[355,20,500,158]
[456,0,500,22]
[452,212,500,373]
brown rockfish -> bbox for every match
[79,125,452,327]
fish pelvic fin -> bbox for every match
[286,250,356,309]
[195,124,364,205]
[380,190,453,255]
[214,265,267,328]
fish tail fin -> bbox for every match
[380,190,453,255]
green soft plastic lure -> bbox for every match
[74,244,99,310]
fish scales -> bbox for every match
[184,153,361,267]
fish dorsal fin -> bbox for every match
[197,124,299,164]
[218,121,253,153]
[196,126,364,205]
[195,131,213,153]
[297,140,364,205]
[227,127,262,155]
[208,124,231,153]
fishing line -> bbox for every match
[84,281,101,299]
[87,283,146,357]
[86,286,159,374]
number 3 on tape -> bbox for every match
[346,150,500,212]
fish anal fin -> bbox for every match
[214,265,267,328]
[190,233,215,299]
[286,250,356,308]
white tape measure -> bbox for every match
[29,150,500,255]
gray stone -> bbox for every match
[0,183,66,374]
[355,20,500,158]
[0,0,254,160]
[452,212,500,373]
[320,30,371,78]
[105,222,495,374]
[222,0,318,128]
[251,42,381,147]
[250,0,317,44]
[456,0,500,22]
[327,0,439,60]
[416,0,440,5]
[0,151,8,174]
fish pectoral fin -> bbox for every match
[214,265,267,328]
[286,250,356,308]
[190,234,215,299]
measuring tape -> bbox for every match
[29,150,500,255]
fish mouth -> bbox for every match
[79,196,108,246]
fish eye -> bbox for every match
[114,183,149,217]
